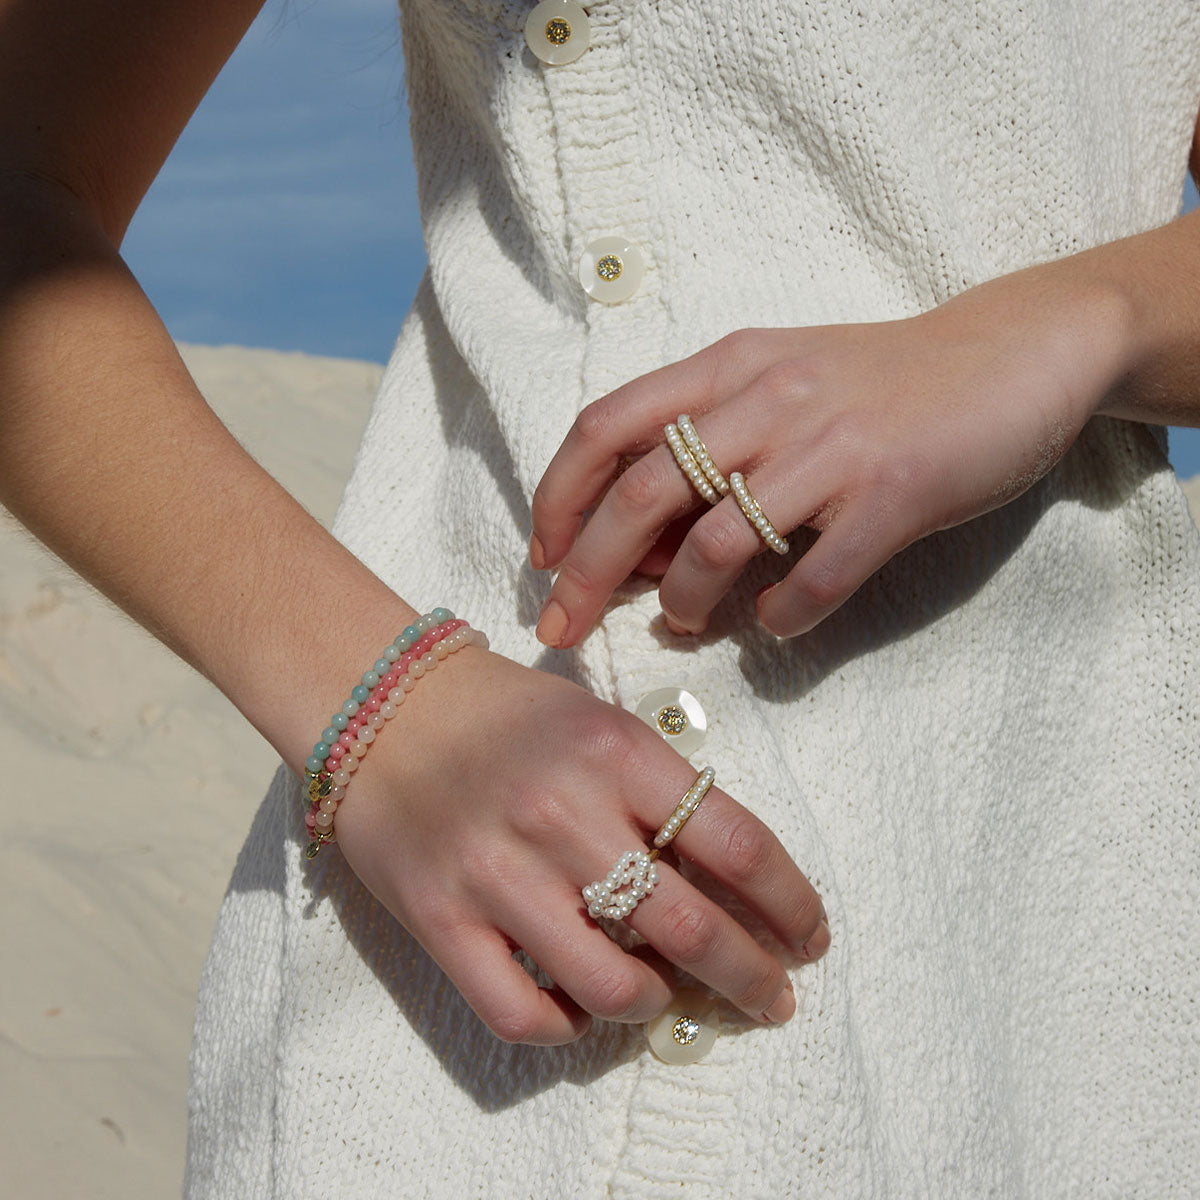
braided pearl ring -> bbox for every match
[581,766,716,923]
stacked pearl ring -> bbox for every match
[581,767,717,922]
[664,422,720,504]
[729,471,789,555]
[675,414,730,496]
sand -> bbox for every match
[2,345,380,1199]
[3,346,1198,1197]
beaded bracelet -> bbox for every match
[301,607,488,858]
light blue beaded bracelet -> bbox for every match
[301,607,487,857]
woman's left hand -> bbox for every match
[528,263,1134,644]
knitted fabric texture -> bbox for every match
[186,2,1200,1196]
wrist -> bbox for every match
[1045,211,1200,425]
[298,611,489,855]
[937,252,1140,428]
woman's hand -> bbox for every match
[332,644,828,1045]
[528,264,1134,644]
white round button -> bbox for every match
[524,1,591,66]
[578,235,644,304]
[645,986,720,1065]
[635,687,706,757]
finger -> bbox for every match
[657,450,836,634]
[530,329,788,569]
[632,780,826,963]
[499,881,678,1024]
[624,858,797,1024]
[755,489,918,638]
[631,509,699,578]
[535,447,698,648]
[427,919,594,1045]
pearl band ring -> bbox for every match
[729,471,789,555]
[653,765,716,848]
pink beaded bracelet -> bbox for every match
[301,608,488,858]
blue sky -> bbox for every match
[122,0,1200,478]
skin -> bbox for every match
[0,0,820,1046]
[1,1,1196,1047]
[530,209,1200,646]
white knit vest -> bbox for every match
[186,3,1200,1195]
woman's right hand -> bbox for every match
[332,642,830,1045]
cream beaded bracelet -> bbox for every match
[300,608,488,858]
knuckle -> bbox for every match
[714,326,764,363]
[573,397,618,451]
[554,555,598,599]
[610,456,664,513]
[871,449,928,507]
[411,894,474,945]
[794,561,844,611]
[578,965,643,1022]
[660,897,722,965]
[688,513,749,572]
[511,785,576,844]
[486,1004,544,1045]
[732,960,785,1013]
[718,811,776,887]
[757,357,815,400]
[573,709,642,772]
[529,483,554,529]
[821,410,871,459]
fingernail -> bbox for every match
[529,533,546,571]
[761,984,796,1025]
[535,599,568,647]
[801,918,830,961]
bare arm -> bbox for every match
[0,1,833,1045]
[0,0,420,775]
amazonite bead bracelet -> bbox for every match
[301,607,488,858]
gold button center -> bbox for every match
[656,705,688,736]
[544,17,572,44]
[595,253,623,281]
[672,1015,701,1045]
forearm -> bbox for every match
[965,205,1200,428]
[0,174,420,776]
